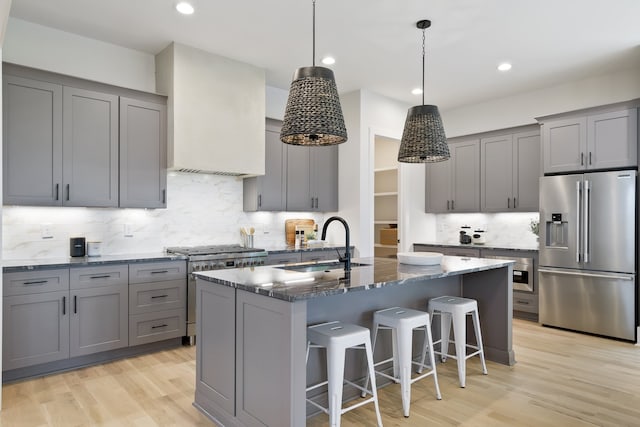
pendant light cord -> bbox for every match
[312,0,316,66]
[421,27,426,106]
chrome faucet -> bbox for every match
[321,216,351,271]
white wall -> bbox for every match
[442,67,640,137]
[4,18,155,92]
[266,85,288,120]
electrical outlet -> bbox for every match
[124,223,134,237]
[41,224,53,239]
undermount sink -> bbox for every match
[277,261,370,273]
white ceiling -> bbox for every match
[8,0,640,111]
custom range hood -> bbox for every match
[155,42,266,176]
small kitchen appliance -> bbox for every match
[459,226,472,244]
[471,230,486,245]
[86,241,102,257]
[70,237,86,257]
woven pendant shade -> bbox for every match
[398,105,449,162]
[281,66,347,146]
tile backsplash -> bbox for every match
[435,212,540,247]
[2,172,325,260]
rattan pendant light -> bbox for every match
[398,20,450,163]
[280,0,347,146]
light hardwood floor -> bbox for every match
[3,319,640,426]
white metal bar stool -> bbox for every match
[306,321,383,427]
[362,307,442,418]
[424,296,488,388]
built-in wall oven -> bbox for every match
[484,255,534,293]
[166,245,267,344]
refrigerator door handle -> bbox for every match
[538,268,634,281]
[583,179,590,264]
[575,180,581,263]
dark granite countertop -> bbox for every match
[3,253,187,272]
[414,242,538,252]
[194,256,513,302]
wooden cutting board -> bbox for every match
[285,219,315,245]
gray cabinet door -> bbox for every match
[3,75,63,206]
[285,145,312,211]
[300,249,340,262]
[264,252,302,265]
[310,146,339,211]
[63,87,119,207]
[587,108,637,170]
[119,97,167,208]
[425,158,452,213]
[481,134,513,212]
[69,284,128,357]
[542,117,587,174]
[451,140,480,212]
[513,130,541,212]
[3,290,69,370]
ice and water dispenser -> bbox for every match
[544,213,568,247]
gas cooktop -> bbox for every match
[166,244,266,257]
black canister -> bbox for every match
[70,237,86,257]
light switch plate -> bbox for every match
[124,223,134,237]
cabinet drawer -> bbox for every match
[301,250,339,262]
[513,292,538,314]
[129,309,185,346]
[129,279,186,315]
[3,269,69,296]
[129,261,187,284]
[265,253,301,265]
[70,264,128,289]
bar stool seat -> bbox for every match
[363,307,441,418]
[425,296,488,388]
[306,321,383,427]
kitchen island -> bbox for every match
[193,256,514,427]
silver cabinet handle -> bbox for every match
[589,151,592,165]
[66,184,70,201]
[151,324,168,329]
[55,184,59,201]
[23,280,48,285]
[446,200,450,210]
[451,200,455,210]
[580,152,584,166]
[62,296,66,315]
[151,294,169,299]
[311,198,314,209]
[89,275,111,279]
[538,268,634,281]
[515,300,530,305]
[150,270,169,274]
[258,194,262,208]
[162,189,166,204]
[507,198,511,208]
[74,295,78,314]
[513,197,517,208]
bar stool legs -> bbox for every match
[363,307,441,418]
[426,296,488,388]
[306,321,383,427]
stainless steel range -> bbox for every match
[166,244,267,343]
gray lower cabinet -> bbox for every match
[3,290,70,371]
[63,87,119,207]
[300,249,340,262]
[128,261,187,344]
[286,145,339,212]
[2,75,63,206]
[265,252,301,265]
[69,265,129,356]
[243,119,287,211]
[119,97,168,208]
[481,129,540,212]
[541,106,637,174]
[426,139,480,213]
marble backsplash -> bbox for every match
[435,212,540,247]
[2,172,325,260]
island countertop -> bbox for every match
[193,255,513,302]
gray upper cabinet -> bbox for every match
[119,97,168,208]
[541,107,637,174]
[481,129,540,212]
[286,145,339,212]
[63,87,119,207]
[3,75,63,206]
[243,120,286,211]
[3,64,167,208]
[426,139,480,213]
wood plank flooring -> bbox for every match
[3,319,640,426]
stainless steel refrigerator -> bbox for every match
[539,170,637,341]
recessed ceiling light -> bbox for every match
[176,2,194,15]
[498,62,512,72]
[411,88,423,95]
[321,56,336,65]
